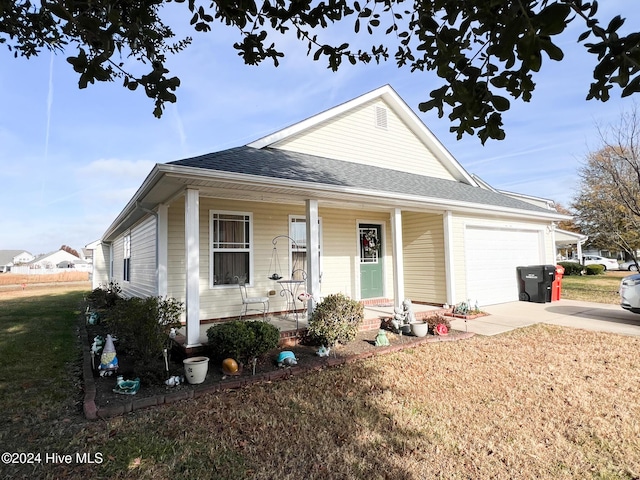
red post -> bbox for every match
[552,265,565,301]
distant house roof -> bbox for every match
[0,250,32,266]
[168,146,557,216]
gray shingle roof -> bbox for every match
[0,250,30,266]
[169,146,553,214]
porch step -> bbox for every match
[359,298,394,307]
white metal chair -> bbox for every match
[234,276,269,321]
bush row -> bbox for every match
[557,261,606,276]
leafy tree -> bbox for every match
[572,106,640,262]
[2,0,640,142]
[60,245,80,257]
[554,203,581,233]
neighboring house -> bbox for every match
[29,249,81,270]
[555,229,588,262]
[90,85,568,346]
[0,250,34,272]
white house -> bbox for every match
[0,250,34,272]
[29,249,82,270]
[90,85,568,346]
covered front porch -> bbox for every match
[179,300,444,351]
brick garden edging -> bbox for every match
[82,323,475,420]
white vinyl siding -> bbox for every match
[128,216,157,298]
[91,243,110,290]
[111,216,158,298]
[166,197,394,321]
[272,98,456,180]
[402,212,447,304]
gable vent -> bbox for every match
[375,106,388,129]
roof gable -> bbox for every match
[248,85,477,185]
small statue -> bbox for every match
[98,334,118,376]
[91,335,104,355]
[165,375,184,387]
[169,328,177,339]
[374,329,390,347]
[403,299,416,324]
[277,351,298,367]
[316,345,331,357]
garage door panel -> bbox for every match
[465,226,543,306]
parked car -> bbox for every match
[619,260,639,271]
[620,274,640,313]
[582,255,619,271]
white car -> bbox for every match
[582,255,619,271]
[620,274,640,313]
[619,260,639,271]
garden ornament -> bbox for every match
[98,334,118,376]
[91,335,104,355]
[222,358,240,375]
[169,328,177,339]
[277,351,298,367]
[316,345,331,357]
[165,375,184,387]
[402,299,416,323]
[113,375,140,395]
[374,329,390,347]
[435,324,449,336]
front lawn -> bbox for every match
[2,286,640,479]
[560,271,628,304]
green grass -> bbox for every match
[560,271,627,304]
[0,290,86,419]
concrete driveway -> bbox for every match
[448,299,640,337]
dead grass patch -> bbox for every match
[34,325,640,479]
[0,271,89,286]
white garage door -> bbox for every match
[465,226,544,306]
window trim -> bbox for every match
[288,215,322,276]
[209,210,254,288]
[123,233,131,283]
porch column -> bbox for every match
[305,199,320,314]
[443,211,456,306]
[157,203,169,298]
[549,222,557,263]
[185,188,201,347]
[391,208,405,309]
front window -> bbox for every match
[289,216,321,280]
[211,211,252,285]
[123,234,131,282]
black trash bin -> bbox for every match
[516,265,556,303]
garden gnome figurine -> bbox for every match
[98,334,118,376]
[374,329,390,347]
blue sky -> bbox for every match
[1,2,638,256]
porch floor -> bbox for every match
[191,302,443,345]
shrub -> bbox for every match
[206,321,280,363]
[87,281,122,309]
[585,264,605,275]
[558,262,583,276]
[307,293,364,347]
[106,296,184,365]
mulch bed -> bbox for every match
[83,323,474,420]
